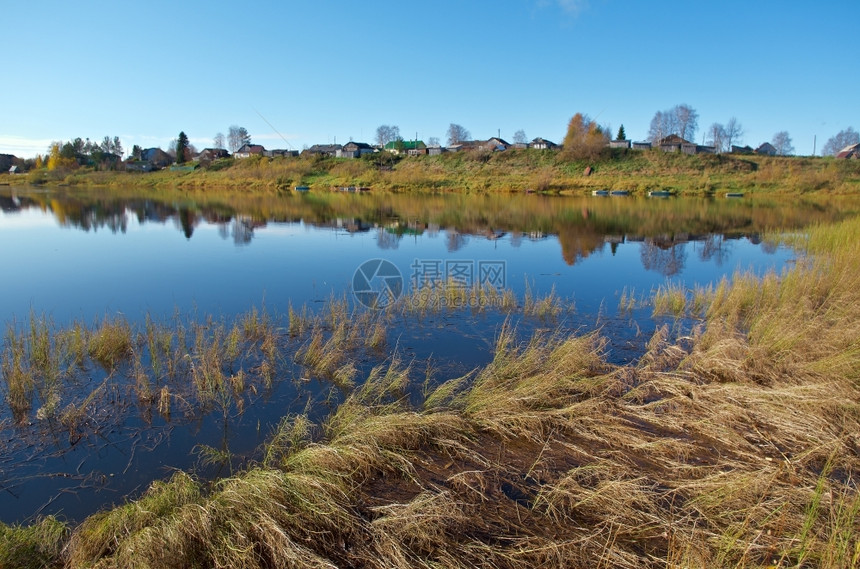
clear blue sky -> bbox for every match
[2,0,856,158]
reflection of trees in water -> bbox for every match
[232,216,265,246]
[696,234,732,266]
[640,240,687,276]
[376,228,401,250]
[175,208,199,239]
[217,223,230,240]
[446,230,468,252]
[510,231,522,248]
[557,226,605,265]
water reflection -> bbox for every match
[3,189,858,272]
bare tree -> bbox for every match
[647,104,698,143]
[427,136,440,147]
[213,132,225,150]
[674,104,699,142]
[513,129,527,144]
[446,123,471,146]
[648,111,668,143]
[822,127,859,156]
[228,125,251,152]
[707,123,726,152]
[375,125,401,147]
[724,117,744,149]
[771,131,795,156]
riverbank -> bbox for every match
[2,211,859,567]
[6,149,860,195]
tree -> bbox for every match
[213,132,225,150]
[446,123,471,146]
[615,125,626,141]
[648,110,675,143]
[562,113,607,160]
[707,123,727,152]
[176,131,189,164]
[47,142,76,171]
[375,125,401,147]
[98,135,123,156]
[647,104,698,142]
[513,129,528,144]
[131,145,143,160]
[772,131,794,156]
[822,127,859,156]
[228,125,250,152]
[724,117,744,149]
[427,136,440,147]
[674,104,698,142]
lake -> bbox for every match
[0,186,855,524]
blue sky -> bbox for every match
[2,0,856,158]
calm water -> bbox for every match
[0,186,854,523]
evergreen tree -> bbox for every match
[616,125,626,141]
[176,131,189,164]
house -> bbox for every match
[609,139,631,149]
[731,145,754,155]
[755,142,777,156]
[529,137,558,150]
[141,148,172,169]
[658,134,694,153]
[835,143,860,159]
[302,144,342,157]
[656,135,713,155]
[383,140,426,155]
[235,144,265,159]
[447,141,482,152]
[8,165,18,174]
[337,142,375,158]
[196,148,230,162]
[427,146,445,156]
[632,141,652,150]
[264,149,299,158]
[481,137,510,151]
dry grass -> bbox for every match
[5,217,860,568]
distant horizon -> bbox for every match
[2,1,857,159]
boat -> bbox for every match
[591,190,610,196]
[724,192,744,198]
[648,190,673,198]
[294,186,310,192]
[610,190,630,197]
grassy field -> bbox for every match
[5,148,860,195]
[2,214,860,566]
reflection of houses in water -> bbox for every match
[335,218,373,233]
[483,229,507,241]
[0,195,25,212]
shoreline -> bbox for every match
[4,150,860,196]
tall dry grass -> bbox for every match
[4,217,860,567]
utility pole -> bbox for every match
[812,135,816,156]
